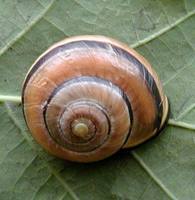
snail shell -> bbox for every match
[22,35,169,163]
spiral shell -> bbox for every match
[22,35,169,162]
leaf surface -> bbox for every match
[0,0,195,199]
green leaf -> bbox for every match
[0,0,195,199]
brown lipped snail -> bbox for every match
[22,35,169,163]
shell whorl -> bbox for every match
[44,76,131,153]
[22,35,169,162]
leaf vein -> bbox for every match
[168,119,195,131]
[0,0,55,58]
[132,9,195,48]
[131,151,178,200]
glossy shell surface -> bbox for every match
[22,35,169,162]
